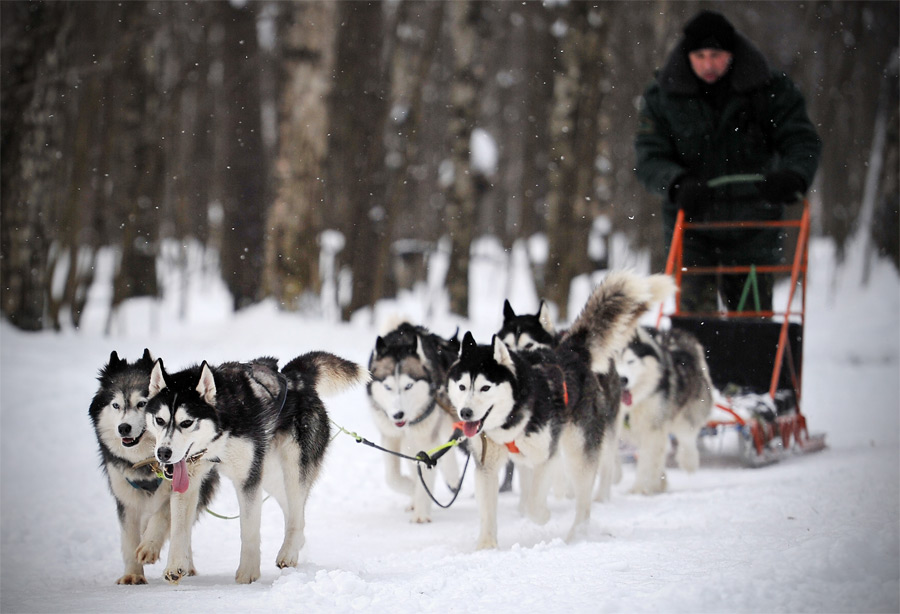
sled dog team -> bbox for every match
[91,270,714,585]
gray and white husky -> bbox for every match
[617,326,714,494]
[88,349,218,585]
[367,322,461,522]
[449,271,675,549]
[145,352,367,584]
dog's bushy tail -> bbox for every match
[563,271,676,374]
[282,351,370,397]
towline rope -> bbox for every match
[329,417,472,508]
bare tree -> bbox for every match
[210,2,269,310]
[544,2,607,317]
[326,1,391,320]
[1,2,69,330]
[265,1,337,309]
[444,0,491,318]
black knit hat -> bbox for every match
[683,10,735,53]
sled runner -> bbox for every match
[657,179,827,466]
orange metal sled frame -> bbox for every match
[657,202,825,461]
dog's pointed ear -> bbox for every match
[415,335,428,365]
[140,348,154,364]
[538,301,555,334]
[461,331,477,357]
[108,351,123,370]
[503,300,515,322]
[149,359,167,397]
[492,335,514,369]
[196,361,217,406]
[447,329,461,356]
[374,336,387,358]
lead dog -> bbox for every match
[617,326,714,494]
[88,349,217,584]
[448,271,675,549]
[145,352,367,584]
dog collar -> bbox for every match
[127,476,163,492]
[407,400,437,426]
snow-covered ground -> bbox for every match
[1,237,898,613]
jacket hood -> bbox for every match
[658,31,770,96]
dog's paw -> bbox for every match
[163,567,188,585]
[135,541,162,565]
[630,480,667,496]
[388,476,415,496]
[116,573,148,585]
[475,537,498,550]
[410,515,432,524]
[527,505,551,525]
[593,487,612,503]
[275,545,301,569]
[235,564,260,584]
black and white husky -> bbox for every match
[145,352,367,584]
[618,326,714,494]
[498,298,622,503]
[448,271,675,549]
[88,349,218,584]
[367,322,461,522]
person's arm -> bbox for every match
[634,83,687,202]
[763,73,822,192]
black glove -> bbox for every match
[761,170,805,204]
[671,175,712,216]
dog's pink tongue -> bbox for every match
[171,459,189,494]
[622,390,633,407]
[463,421,480,438]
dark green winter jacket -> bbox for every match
[634,31,821,253]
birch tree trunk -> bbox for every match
[265,1,337,309]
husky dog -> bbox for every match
[497,300,559,351]
[367,322,461,522]
[145,352,367,584]
[88,349,218,585]
[449,272,675,549]
[498,298,622,503]
[618,326,714,494]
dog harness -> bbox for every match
[489,380,569,457]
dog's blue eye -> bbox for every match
[384,384,392,391]
[480,385,491,392]
[155,417,165,427]
[404,383,413,391]
[112,402,120,410]
[179,420,194,429]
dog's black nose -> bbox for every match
[118,423,132,436]
[393,411,405,421]
[157,447,172,463]
[620,376,629,387]
[459,408,473,421]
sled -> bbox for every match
[656,189,827,466]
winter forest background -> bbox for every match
[2,0,898,331]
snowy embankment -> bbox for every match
[1,238,897,613]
